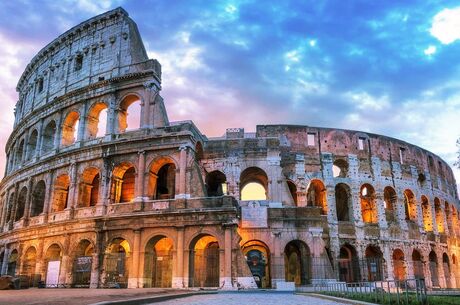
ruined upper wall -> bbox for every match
[14,7,160,126]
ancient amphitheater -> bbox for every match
[0,7,459,290]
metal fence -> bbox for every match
[311,279,428,305]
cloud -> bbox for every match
[430,7,460,44]
[424,45,437,56]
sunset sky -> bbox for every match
[1,0,460,187]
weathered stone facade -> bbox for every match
[0,8,459,290]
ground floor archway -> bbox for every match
[72,240,94,287]
[284,240,310,286]
[242,240,271,288]
[338,244,360,283]
[23,247,38,287]
[103,238,130,288]
[144,236,173,288]
[44,244,62,287]
[393,249,406,281]
[189,234,220,288]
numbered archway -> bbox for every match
[44,244,62,287]
[364,245,384,281]
[7,249,18,276]
[412,250,424,280]
[338,244,360,283]
[189,234,220,288]
[72,240,94,287]
[242,240,271,288]
[284,240,311,286]
[103,238,130,288]
[23,247,38,287]
[392,249,406,281]
[429,251,439,287]
[144,236,174,288]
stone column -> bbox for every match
[106,94,117,135]
[36,118,45,160]
[23,178,33,226]
[176,146,189,199]
[221,224,233,289]
[43,170,54,222]
[143,80,160,128]
[67,162,78,212]
[271,231,286,289]
[77,102,88,143]
[376,192,388,229]
[128,229,142,288]
[1,247,9,275]
[89,252,100,288]
[135,151,145,202]
[172,227,185,288]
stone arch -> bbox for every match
[44,243,62,287]
[72,239,94,287]
[284,240,311,285]
[15,186,27,221]
[335,183,351,221]
[332,159,348,178]
[78,167,100,207]
[421,196,433,232]
[7,249,19,276]
[14,139,25,167]
[338,244,360,282]
[147,156,177,200]
[364,245,384,281]
[434,198,444,233]
[31,180,46,217]
[144,235,174,288]
[403,189,417,221]
[51,174,70,212]
[103,237,131,288]
[26,129,38,160]
[412,249,424,279]
[61,110,80,146]
[240,166,269,201]
[286,179,298,206]
[241,240,271,288]
[442,253,451,288]
[118,94,142,132]
[111,162,136,203]
[42,120,57,153]
[206,170,227,197]
[307,179,327,215]
[188,233,220,287]
[392,248,406,281]
[429,250,439,287]
[383,186,397,222]
[22,246,37,287]
[86,102,108,139]
[360,184,378,223]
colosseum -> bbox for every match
[0,7,459,290]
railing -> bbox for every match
[312,279,427,305]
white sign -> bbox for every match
[241,201,268,228]
[46,260,61,287]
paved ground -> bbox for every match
[154,292,351,305]
[0,288,188,305]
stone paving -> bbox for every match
[153,292,351,305]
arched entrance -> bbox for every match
[412,250,424,280]
[7,249,18,276]
[364,245,384,281]
[338,244,360,283]
[284,240,311,285]
[242,240,271,288]
[392,249,406,281]
[189,235,220,287]
[104,238,130,288]
[44,244,62,287]
[429,251,439,287]
[442,253,451,288]
[23,247,37,287]
[72,240,94,287]
[144,236,173,288]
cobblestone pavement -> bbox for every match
[154,292,350,305]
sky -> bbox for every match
[1,0,460,187]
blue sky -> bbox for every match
[1,0,460,184]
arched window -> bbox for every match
[52,175,70,212]
[118,95,141,132]
[240,167,268,201]
[360,184,378,223]
[42,121,57,153]
[384,186,397,223]
[79,168,100,207]
[14,140,25,167]
[27,129,38,160]
[31,181,46,217]
[61,111,80,146]
[86,102,108,139]
[434,198,444,233]
[15,187,27,221]
[335,183,351,221]
[421,196,433,232]
[332,159,348,178]
[147,158,176,200]
[307,179,328,214]
[206,170,227,197]
[404,190,417,221]
[111,163,136,203]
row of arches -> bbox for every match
[7,94,142,173]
